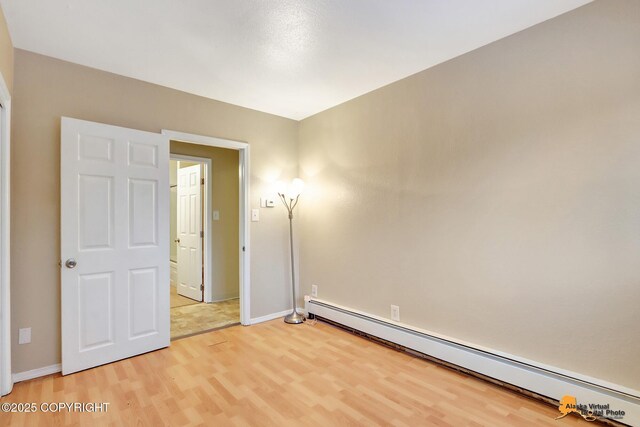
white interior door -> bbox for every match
[61,117,169,375]
[176,164,203,301]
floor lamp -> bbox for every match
[276,178,305,324]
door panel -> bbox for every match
[128,267,158,338]
[129,178,158,246]
[177,164,203,301]
[78,175,113,249]
[61,117,169,375]
[78,272,114,351]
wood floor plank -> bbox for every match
[0,319,593,426]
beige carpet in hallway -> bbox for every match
[170,285,199,308]
[171,296,239,339]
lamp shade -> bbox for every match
[275,180,288,196]
[276,178,305,199]
[288,178,305,198]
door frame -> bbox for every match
[163,130,250,325]
[0,70,11,396]
[170,154,213,303]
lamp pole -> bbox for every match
[278,191,305,324]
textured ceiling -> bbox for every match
[1,0,592,119]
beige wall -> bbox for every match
[299,0,640,389]
[171,142,240,301]
[0,6,12,94]
[10,50,298,373]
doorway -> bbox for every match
[169,148,241,339]
[163,129,250,327]
[58,119,251,375]
[171,157,207,304]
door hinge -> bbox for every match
[200,230,204,238]
[201,178,205,185]
[200,284,204,291]
[242,246,245,252]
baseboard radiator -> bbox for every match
[305,299,639,426]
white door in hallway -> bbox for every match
[60,117,170,375]
[176,164,203,301]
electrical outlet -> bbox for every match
[18,327,31,344]
[311,285,318,298]
[390,305,400,322]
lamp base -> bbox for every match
[284,311,305,324]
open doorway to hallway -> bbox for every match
[169,143,240,339]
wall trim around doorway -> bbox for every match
[163,130,250,326]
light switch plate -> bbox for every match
[261,198,276,208]
[213,210,220,220]
[251,208,260,222]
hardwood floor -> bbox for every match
[1,319,589,426]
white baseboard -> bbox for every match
[250,308,305,325]
[306,298,640,425]
[250,309,291,325]
[170,260,177,288]
[211,295,240,303]
[13,364,61,383]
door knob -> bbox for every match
[65,258,77,269]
